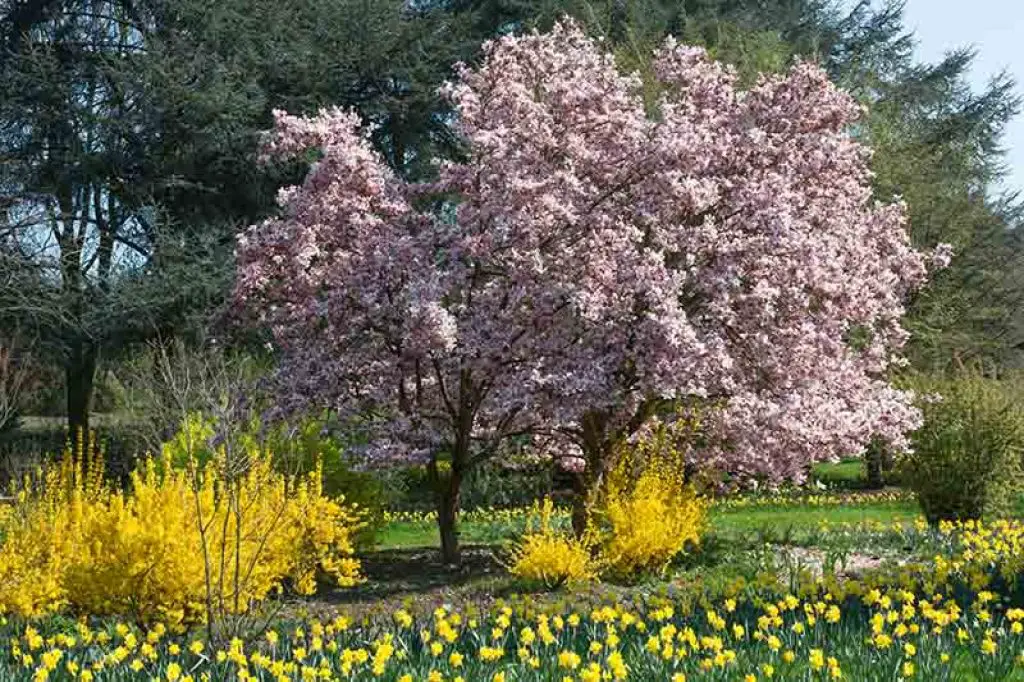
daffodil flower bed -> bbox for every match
[2,520,1024,681]
[0,584,1022,681]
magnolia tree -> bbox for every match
[235,21,947,562]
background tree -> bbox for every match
[0,0,261,438]
[868,54,1024,372]
[0,0,475,438]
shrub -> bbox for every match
[507,498,597,588]
[245,413,387,548]
[161,411,386,548]
[900,373,1024,523]
[591,431,708,581]
[508,430,707,586]
[0,421,150,489]
[378,458,559,514]
[0,434,363,623]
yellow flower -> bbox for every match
[189,641,204,655]
[0,439,363,621]
[558,650,582,670]
[449,652,464,668]
[166,662,182,682]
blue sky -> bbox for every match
[902,0,1024,195]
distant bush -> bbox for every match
[259,414,386,548]
[381,458,560,514]
[900,373,1024,523]
[0,422,149,491]
[158,411,386,549]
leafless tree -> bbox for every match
[118,337,296,641]
[0,334,30,434]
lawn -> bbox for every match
[341,488,926,626]
[374,494,920,550]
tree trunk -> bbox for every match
[865,439,890,489]
[438,479,460,566]
[865,451,883,488]
[65,341,97,447]
[429,456,464,566]
[570,412,613,539]
[570,472,588,538]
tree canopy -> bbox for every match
[235,21,947,562]
[1,0,1020,444]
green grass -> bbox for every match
[375,498,921,550]
[376,517,525,549]
[811,457,866,487]
[710,500,918,535]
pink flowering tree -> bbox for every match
[235,21,946,561]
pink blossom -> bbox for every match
[235,20,937,489]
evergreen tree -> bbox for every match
[0,0,474,434]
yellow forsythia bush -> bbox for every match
[595,452,707,580]
[591,424,708,581]
[0,434,363,622]
[510,427,707,586]
[508,498,598,587]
